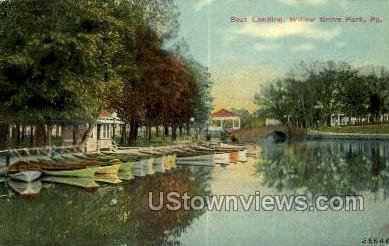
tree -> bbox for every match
[0,0,143,147]
[256,61,389,128]
[170,40,213,133]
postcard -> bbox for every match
[0,0,388,245]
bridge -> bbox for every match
[227,126,304,139]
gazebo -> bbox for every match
[208,109,241,131]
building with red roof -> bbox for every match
[209,109,241,131]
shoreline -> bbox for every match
[306,130,389,140]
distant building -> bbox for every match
[84,110,124,152]
[265,118,281,126]
[61,110,124,152]
[330,113,356,126]
[208,109,241,131]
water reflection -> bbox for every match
[0,167,212,245]
[258,140,389,197]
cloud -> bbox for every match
[254,43,280,51]
[234,22,341,41]
[292,43,314,51]
[279,0,328,5]
[195,0,214,11]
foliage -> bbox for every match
[0,0,148,123]
[0,0,214,147]
[255,61,389,127]
[258,140,389,197]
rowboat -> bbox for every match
[145,158,155,175]
[71,152,89,159]
[9,180,42,195]
[35,161,86,170]
[0,167,7,176]
[163,155,177,170]
[214,153,230,164]
[9,171,42,182]
[170,155,177,169]
[177,153,214,162]
[95,152,147,162]
[41,176,99,189]
[238,150,248,162]
[118,171,134,181]
[132,159,147,177]
[95,174,122,184]
[118,161,134,180]
[153,156,165,173]
[49,156,88,165]
[56,154,84,162]
[96,164,121,175]
[228,151,239,164]
[118,161,133,172]
[177,154,214,165]
[8,161,41,173]
[43,167,98,178]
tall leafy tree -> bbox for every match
[0,0,141,146]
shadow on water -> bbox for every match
[257,139,389,198]
[0,167,212,245]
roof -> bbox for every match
[99,110,111,118]
[211,109,238,118]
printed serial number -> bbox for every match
[362,238,389,244]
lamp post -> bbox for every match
[190,117,195,141]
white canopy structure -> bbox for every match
[208,109,240,131]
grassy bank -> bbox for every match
[311,124,389,134]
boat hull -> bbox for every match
[96,164,121,175]
[95,174,122,184]
[43,167,97,178]
[9,171,42,182]
[41,176,99,188]
[9,180,42,195]
[118,162,134,180]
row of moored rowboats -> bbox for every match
[1,143,256,196]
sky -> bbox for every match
[174,0,389,112]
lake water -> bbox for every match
[0,139,388,245]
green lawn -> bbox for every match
[312,124,389,134]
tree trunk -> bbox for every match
[21,125,26,141]
[156,126,160,137]
[35,123,45,147]
[16,124,21,144]
[128,118,138,146]
[120,124,126,145]
[147,124,151,141]
[0,123,9,150]
[164,125,169,136]
[326,115,331,127]
[59,124,65,146]
[171,125,177,141]
[43,124,48,146]
[179,126,183,136]
[56,125,60,138]
[72,124,80,146]
[30,125,34,147]
[47,124,52,146]
[186,122,190,135]
[80,122,95,147]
